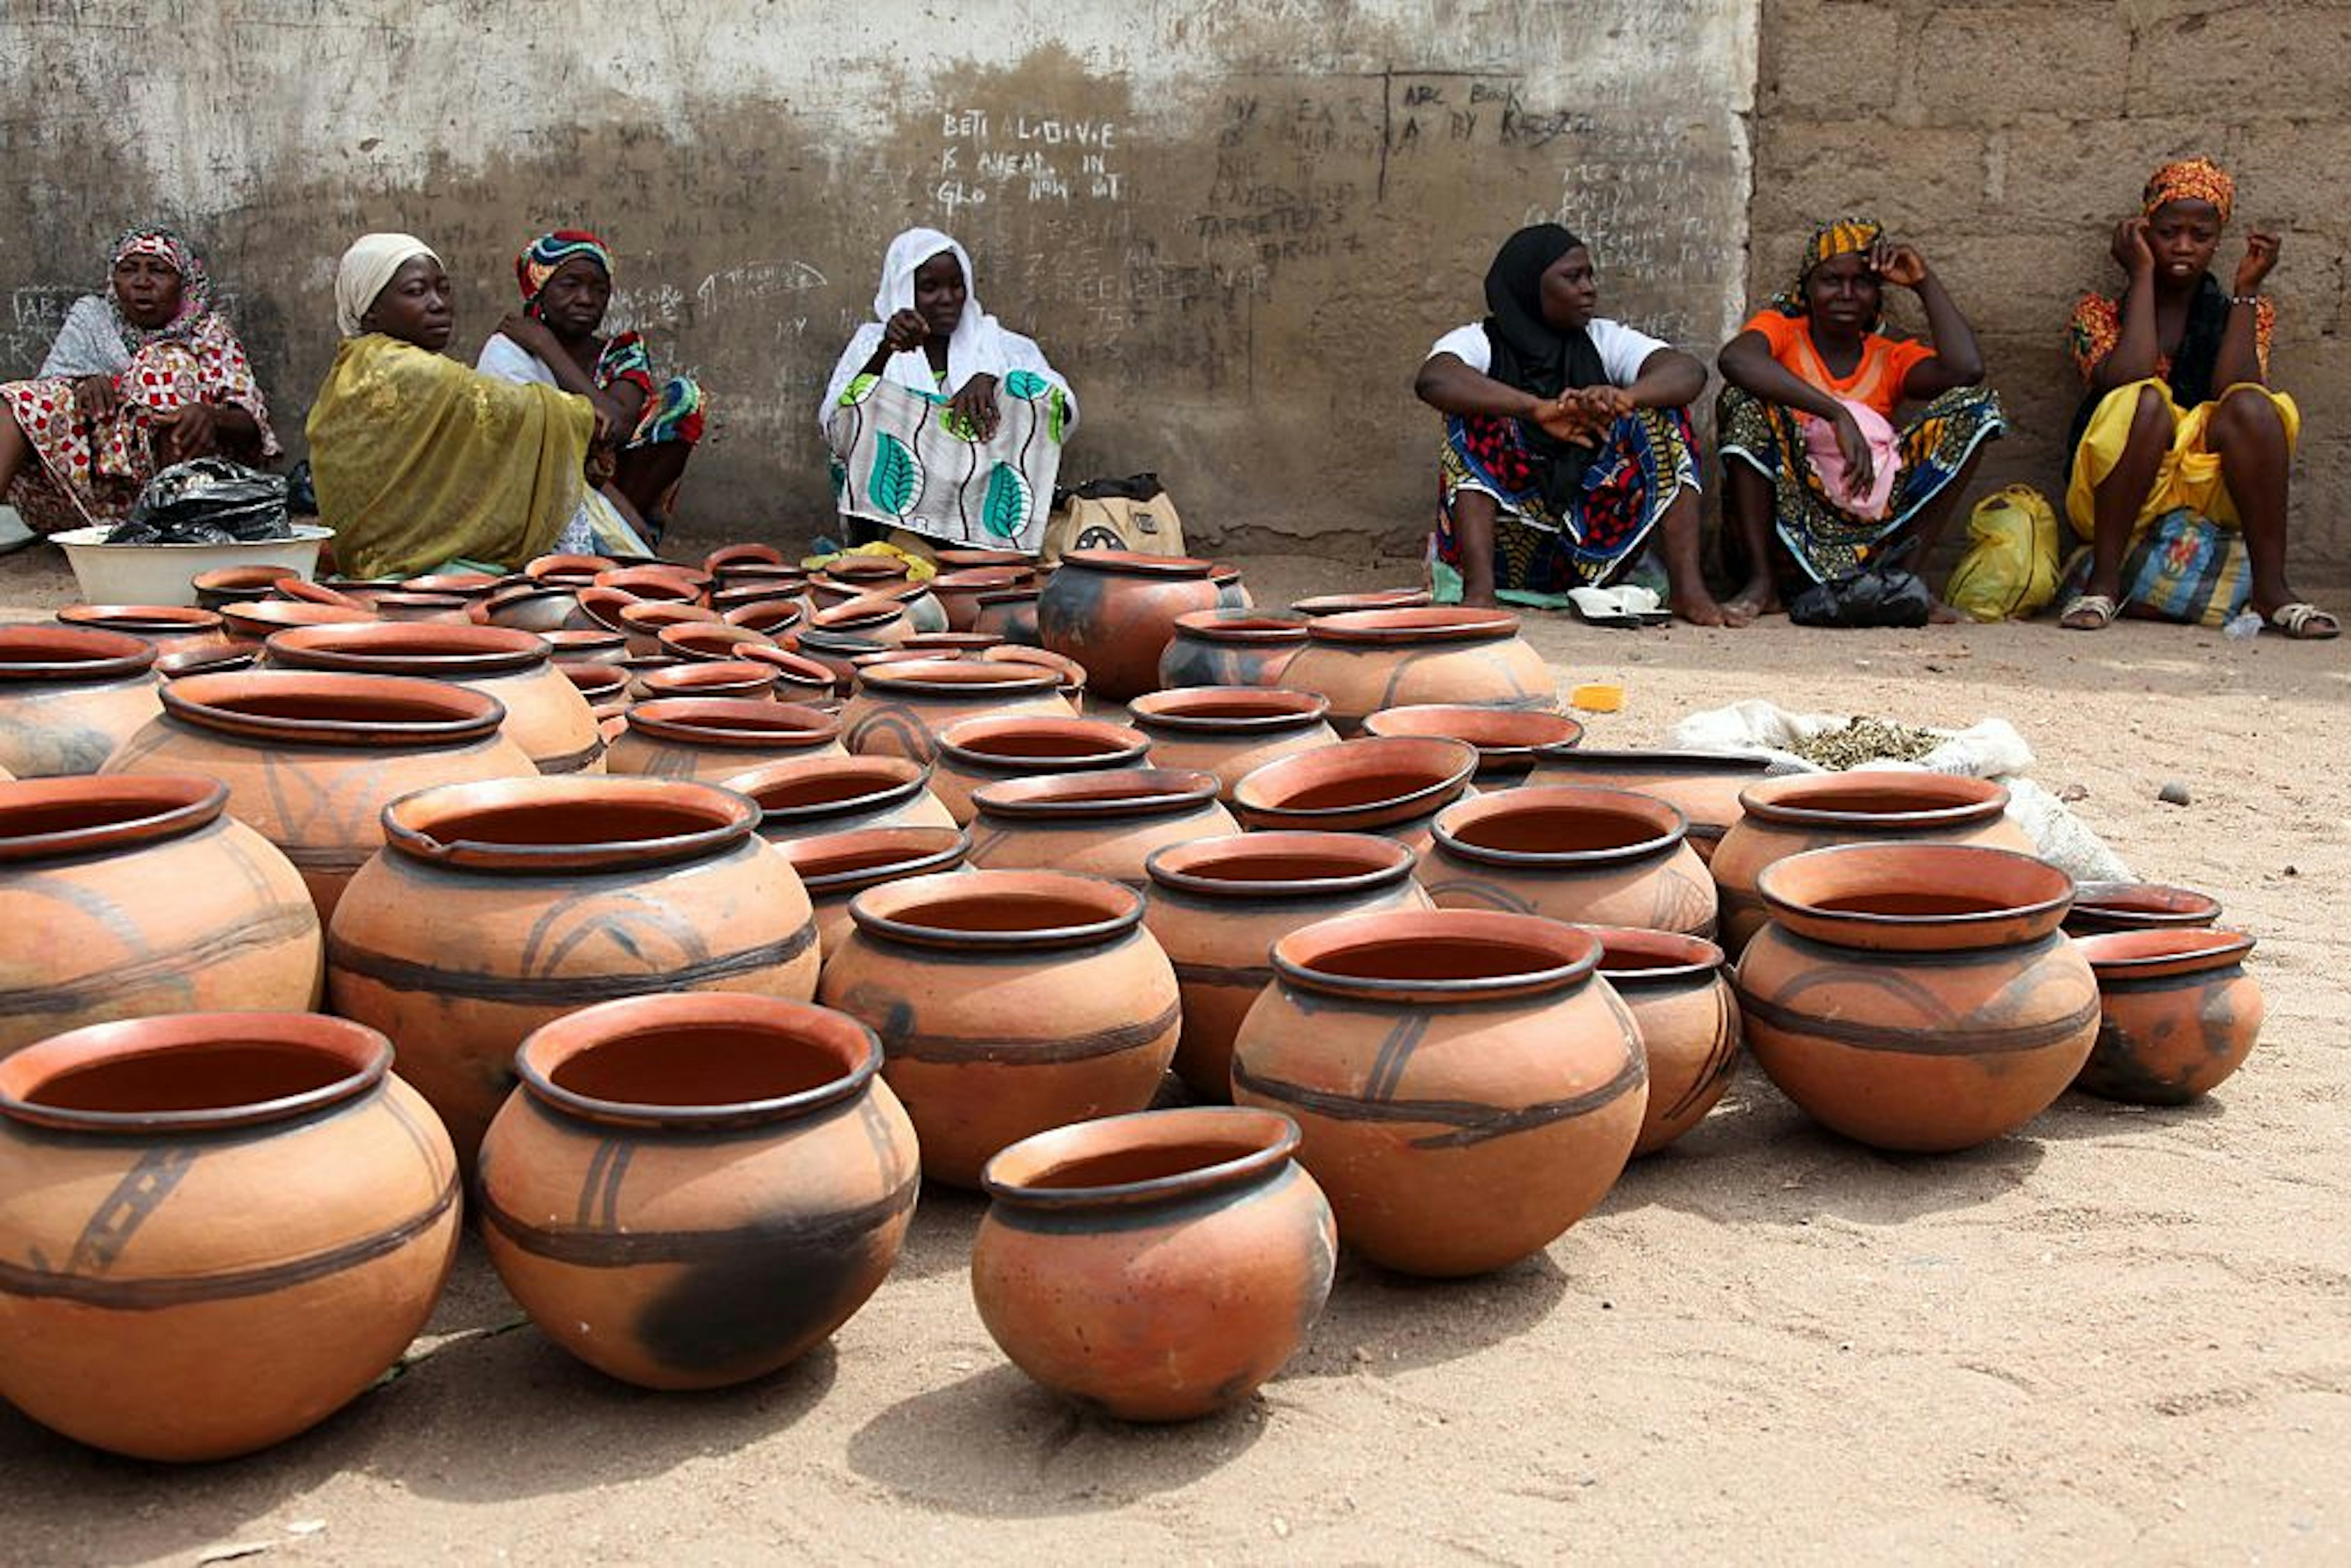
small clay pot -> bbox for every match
[982,645,1087,704]
[1423,785,1719,938]
[1588,926,1740,1156]
[1279,606,1555,735]
[2072,928,2263,1103]
[640,659,781,704]
[812,594,914,647]
[606,698,846,783]
[595,565,705,603]
[56,604,228,657]
[477,992,919,1390]
[1523,749,1771,861]
[0,626,163,779]
[931,568,1032,632]
[527,552,618,582]
[191,565,287,610]
[660,621,780,662]
[726,754,958,847]
[1037,549,1232,702]
[220,599,381,642]
[0,1011,459,1460]
[931,715,1152,823]
[1231,734,1478,855]
[773,824,970,956]
[480,583,590,634]
[2064,882,2225,939]
[1363,703,1584,783]
[1290,588,1434,617]
[840,657,1075,763]
[817,869,1180,1187]
[1125,688,1338,801]
[739,643,841,704]
[703,542,787,573]
[973,1106,1335,1422]
[1157,609,1310,690]
[971,588,1041,645]
[618,600,724,656]
[370,591,473,625]
[797,629,890,686]
[544,628,629,666]
[967,767,1239,887]
[724,598,815,638]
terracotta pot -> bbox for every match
[2072,928,2263,1103]
[100,671,536,918]
[1229,909,1644,1277]
[402,571,504,602]
[0,775,322,1057]
[370,591,473,625]
[1734,842,2096,1152]
[191,565,286,610]
[904,631,1004,656]
[1291,588,1433,617]
[710,583,809,621]
[57,603,227,656]
[1125,687,1338,801]
[640,658,780,703]
[1586,926,1740,1156]
[797,629,890,686]
[712,561,811,596]
[774,824,970,956]
[818,869,1181,1188]
[1280,607,1555,735]
[620,655,684,699]
[1037,549,1229,701]
[982,644,1086,704]
[273,577,372,611]
[724,598,815,637]
[154,644,258,680]
[543,628,629,665]
[605,697,846,782]
[973,1106,1334,1421]
[703,542,787,572]
[558,662,631,728]
[618,600,723,656]
[971,588,1041,645]
[476,992,918,1390]
[317,576,405,607]
[1423,785,1718,938]
[739,643,841,704]
[1157,609,1310,690]
[659,621,779,663]
[822,555,914,588]
[1143,831,1431,1099]
[727,754,958,847]
[481,583,591,634]
[1364,704,1585,783]
[0,626,163,778]
[968,767,1239,887]
[932,568,1032,632]
[931,716,1152,823]
[935,547,1035,573]
[527,551,618,581]
[1231,734,1478,856]
[2064,881,2225,939]
[888,580,951,636]
[0,1011,459,1461]
[594,565,704,603]
[1523,748,1771,862]
[574,585,640,637]
[261,621,607,775]
[812,594,914,647]
[1711,772,2038,955]
[841,657,1074,763]
[220,599,381,642]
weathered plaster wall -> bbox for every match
[0,0,1757,555]
[1752,0,2351,567]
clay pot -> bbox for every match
[774,825,971,956]
[618,601,723,655]
[1229,909,1645,1277]
[154,644,257,680]
[1143,831,1432,1099]
[2064,882,2225,939]
[1037,549,1231,701]
[1422,786,1718,938]
[274,577,371,611]
[1125,687,1338,801]
[797,629,890,686]
[968,767,1239,887]
[1586,926,1740,1156]
[57,604,227,656]
[818,869,1181,1187]
[100,672,536,918]
[931,568,1032,632]
[904,631,1004,656]
[983,645,1086,704]
[712,561,811,596]
[973,1106,1334,1421]
[724,598,814,638]
[543,628,629,666]
[1711,773,2038,955]
[971,588,1041,645]
[1734,842,2097,1152]
[481,583,590,634]
[261,621,606,775]
[403,571,504,602]
[370,591,473,625]
[0,775,323,1057]
[739,643,841,704]
[820,555,913,589]
[476,992,918,1390]
[1291,588,1433,617]
[220,599,381,642]
[710,583,809,621]
[191,565,285,610]
[934,547,1034,573]
[574,585,640,637]
[0,1011,459,1461]
[595,565,704,603]
[1231,734,1478,856]
[640,659,780,703]
[1280,607,1555,735]
[558,662,631,727]
[1157,609,1309,690]
[0,626,163,778]
[840,658,1074,763]
[527,551,618,582]
[727,754,958,847]
[931,716,1152,823]
[1364,704,1586,784]
[620,655,684,699]
[811,594,915,648]
[2072,928,2263,1104]
[605,698,845,783]
[660,621,779,663]
[1524,749,1771,862]
[317,577,407,607]
[703,542,787,572]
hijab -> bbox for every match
[106,225,213,354]
[1479,223,1609,508]
[867,227,1013,393]
[335,233,438,338]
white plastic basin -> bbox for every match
[50,523,335,608]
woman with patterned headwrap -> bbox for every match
[1717,220,2004,623]
[2060,158,2334,638]
[478,230,706,541]
[0,225,277,544]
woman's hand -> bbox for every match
[1530,394,1600,445]
[881,309,929,354]
[1870,240,1929,290]
[949,372,1001,438]
[1829,406,1877,500]
[73,374,120,419]
[2235,229,2281,295]
[2111,216,2155,278]
[1575,385,1635,424]
[498,313,566,359]
[152,403,221,463]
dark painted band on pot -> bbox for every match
[325,922,817,1002]
[1736,988,2101,1055]
[0,902,321,1019]
[477,1174,917,1270]
[1229,1047,1644,1149]
[877,997,1181,1065]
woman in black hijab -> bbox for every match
[1414,224,1720,622]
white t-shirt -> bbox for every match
[1427,319,1670,389]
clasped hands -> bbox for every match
[1530,384,1634,445]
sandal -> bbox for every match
[2060,593,2118,631]
[2265,602,2342,640]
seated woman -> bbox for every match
[818,228,1076,554]
[1414,223,1719,623]
[2060,158,2334,638]
[478,230,706,541]
[0,226,276,544]
[307,233,640,582]
[1717,220,2004,623]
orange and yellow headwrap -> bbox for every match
[1771,217,1884,317]
[2143,159,2233,223]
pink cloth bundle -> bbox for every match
[1802,397,1900,520]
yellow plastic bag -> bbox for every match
[1945,484,2061,623]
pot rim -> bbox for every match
[812,594,910,631]
[972,587,1042,607]
[1738,770,2011,830]
[58,603,225,634]
[380,775,757,871]
[937,716,1151,773]
[155,645,257,680]
[1232,735,1478,823]
[738,643,841,692]
[773,824,971,891]
[220,601,382,637]
[2072,926,2257,976]
[1303,605,1521,645]
[160,670,507,746]
[1144,830,1419,899]
[847,867,1141,949]
[0,773,228,863]
[1584,923,1728,985]
[1270,908,1601,999]
[527,552,620,579]
[1059,547,1216,579]
[1290,588,1434,616]
[622,697,841,750]
[0,625,157,681]
[702,543,787,571]
[1755,841,2075,949]
[1362,703,1586,761]
[970,766,1221,820]
[856,658,1061,699]
[402,571,503,596]
[725,754,934,825]
[0,1011,390,1134]
[640,659,781,698]
[980,1105,1303,1209]
[1125,685,1330,734]
[262,621,552,677]
[2068,880,2224,928]
[1169,608,1310,643]
[1431,785,1688,869]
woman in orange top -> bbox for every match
[1716,219,2004,621]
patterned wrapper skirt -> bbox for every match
[1717,384,2006,582]
[1432,407,1698,598]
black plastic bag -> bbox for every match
[107,459,291,546]
[1788,565,1932,628]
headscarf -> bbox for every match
[335,233,438,338]
[517,230,614,313]
[1479,223,1610,509]
[1772,217,1885,318]
[106,225,213,354]
[2143,158,2233,223]
[866,228,1013,394]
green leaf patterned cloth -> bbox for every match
[822,374,1064,552]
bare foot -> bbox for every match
[1671,589,1729,628]
[1459,585,1501,610]
[1720,580,1780,629]
[1929,599,1963,625]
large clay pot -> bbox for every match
[1734,842,2098,1153]
[1711,771,2036,955]
[0,626,163,778]
[261,621,606,775]
[773,825,971,956]
[1126,687,1340,801]
[1037,549,1229,702]
[0,775,323,1058]
[1422,786,1718,938]
[817,869,1180,1188]
[476,993,919,1390]
[605,697,844,782]
[973,1106,1335,1422]
[1524,749,1772,863]
[1587,926,1741,1156]
[220,599,380,642]
[2072,928,2263,1104]
[971,588,1041,645]
[328,775,820,1166]
[931,715,1152,823]
[739,643,842,705]
[56,604,227,656]
[839,658,1074,763]
[0,1011,459,1461]
[1143,831,1432,1099]
[1279,607,1555,735]
[1231,735,1478,856]
[660,621,782,662]
[726,754,958,846]
[967,767,1239,887]
[1157,609,1310,690]
[1363,704,1584,784]
[528,550,619,582]
[1229,909,1645,1277]
[931,568,1031,632]
[639,659,781,703]
[100,671,536,919]
[2064,882,2224,939]
[1291,588,1433,617]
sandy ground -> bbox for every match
[2,540,2347,1566]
